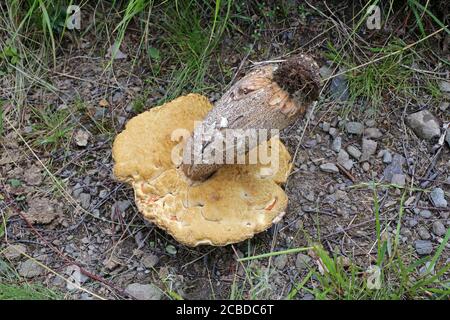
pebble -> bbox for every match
[347,145,362,160]
[125,283,162,300]
[419,210,432,219]
[408,219,418,228]
[439,101,449,111]
[79,193,91,209]
[295,254,312,270]
[432,221,446,237]
[391,173,406,187]
[414,240,433,255]
[337,150,354,171]
[345,122,364,135]
[322,122,330,132]
[406,110,441,140]
[329,127,338,137]
[362,162,370,172]
[319,163,339,173]
[438,80,450,93]
[72,183,83,198]
[330,73,349,101]
[3,244,27,260]
[141,254,159,269]
[430,188,447,208]
[361,139,377,161]
[382,151,392,164]
[418,227,431,240]
[365,119,376,127]
[364,128,383,139]
[331,136,342,152]
[274,254,288,269]
[18,259,44,278]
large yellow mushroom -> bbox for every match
[112,54,320,246]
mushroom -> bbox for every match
[112,54,320,246]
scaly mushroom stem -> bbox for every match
[181,54,321,181]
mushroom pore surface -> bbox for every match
[112,94,293,246]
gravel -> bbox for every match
[346,145,362,160]
[18,259,44,278]
[79,193,91,209]
[295,254,312,270]
[274,254,289,269]
[125,283,162,300]
[382,151,392,164]
[419,210,432,219]
[361,139,377,161]
[337,150,354,170]
[3,244,27,260]
[391,173,406,187]
[406,110,441,140]
[319,163,339,173]
[345,122,364,135]
[418,227,431,240]
[331,136,342,152]
[432,221,446,237]
[430,188,447,208]
[141,254,159,269]
[364,128,383,139]
[414,240,433,255]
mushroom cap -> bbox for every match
[112,93,292,246]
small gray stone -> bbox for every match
[125,283,162,300]
[337,149,354,171]
[446,131,450,148]
[320,163,339,173]
[361,139,377,161]
[408,219,418,228]
[415,240,433,255]
[322,122,330,132]
[274,254,288,269]
[3,244,27,260]
[430,188,447,208]
[330,73,349,101]
[364,128,383,139]
[295,254,312,270]
[365,119,376,127]
[72,183,83,198]
[383,154,406,182]
[141,254,159,269]
[406,110,441,140]
[79,193,91,209]
[329,127,338,137]
[439,101,449,111]
[382,151,392,164]
[418,227,431,240]
[98,189,108,198]
[18,259,44,278]
[432,221,446,237]
[347,145,362,160]
[419,210,432,219]
[331,136,342,152]
[438,80,450,93]
[345,122,364,135]
[362,162,370,172]
[391,173,406,187]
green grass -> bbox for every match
[0,259,62,300]
[29,106,74,149]
[325,39,415,113]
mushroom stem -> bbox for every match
[181,54,321,181]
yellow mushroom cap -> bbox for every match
[112,93,292,246]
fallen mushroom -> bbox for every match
[113,55,320,246]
